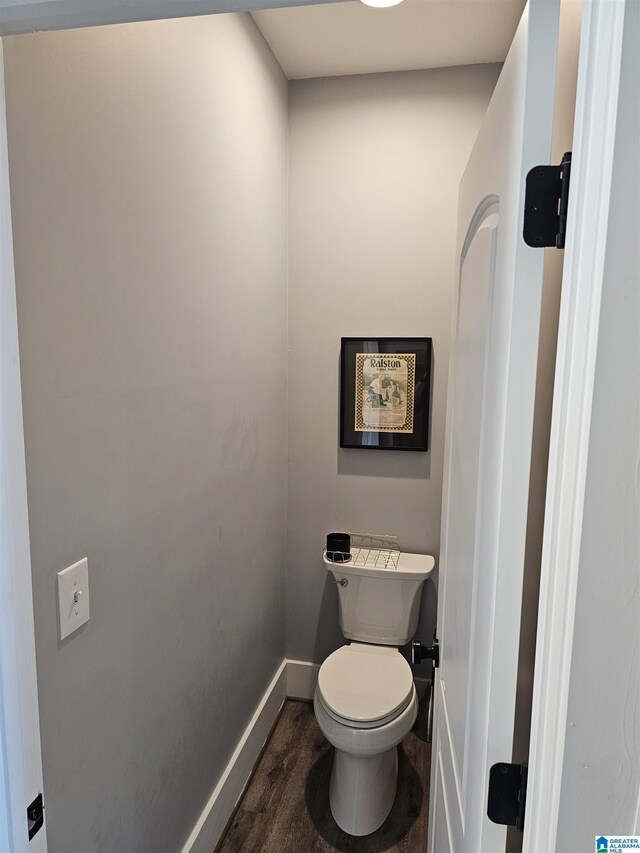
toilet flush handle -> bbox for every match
[334,577,349,588]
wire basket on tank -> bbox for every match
[324,532,401,570]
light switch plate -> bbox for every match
[57,558,90,640]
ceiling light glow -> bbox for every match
[360,0,405,7]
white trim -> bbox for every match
[286,659,319,701]
[0,38,46,853]
[523,2,626,851]
[180,660,287,853]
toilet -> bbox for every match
[314,548,435,836]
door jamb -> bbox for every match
[523,1,627,850]
[0,38,46,853]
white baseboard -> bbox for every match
[180,660,287,853]
[181,658,431,853]
[286,659,319,701]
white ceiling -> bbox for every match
[252,0,526,80]
[0,0,347,37]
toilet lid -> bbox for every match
[317,644,414,725]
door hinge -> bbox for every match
[27,793,44,840]
[487,762,528,832]
[411,637,440,668]
[523,151,572,248]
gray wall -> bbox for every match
[287,66,500,666]
[4,14,288,853]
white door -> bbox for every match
[429,3,561,851]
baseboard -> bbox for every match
[286,659,319,701]
[180,660,287,853]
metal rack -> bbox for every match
[324,532,401,570]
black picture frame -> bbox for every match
[340,337,432,452]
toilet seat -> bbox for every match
[317,691,413,729]
[316,643,414,729]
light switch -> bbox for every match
[57,558,90,640]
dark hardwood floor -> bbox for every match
[218,699,431,853]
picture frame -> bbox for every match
[340,337,432,452]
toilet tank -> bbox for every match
[324,551,435,646]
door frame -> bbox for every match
[523,1,627,850]
[0,38,46,853]
[0,1,627,851]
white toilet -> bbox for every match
[314,548,435,836]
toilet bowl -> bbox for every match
[314,643,418,836]
[316,545,434,836]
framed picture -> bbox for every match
[340,337,432,452]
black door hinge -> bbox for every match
[27,793,44,840]
[411,637,440,668]
[523,151,572,248]
[487,762,528,832]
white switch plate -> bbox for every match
[57,558,90,640]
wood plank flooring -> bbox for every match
[218,700,431,853]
